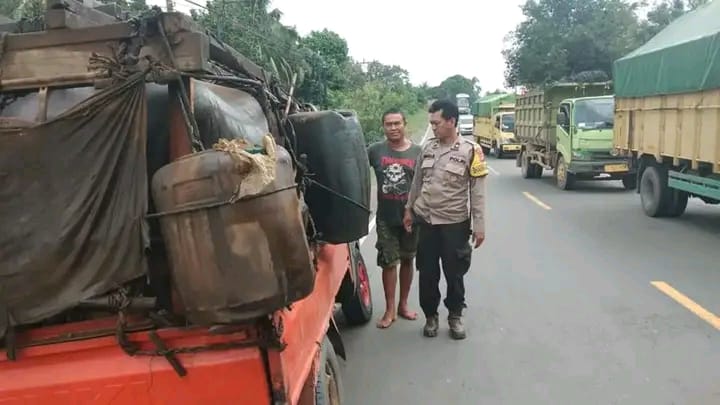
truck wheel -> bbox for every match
[520,152,530,178]
[532,163,543,178]
[521,152,533,178]
[666,190,689,217]
[340,243,373,326]
[622,174,637,190]
[555,155,575,190]
[522,152,543,179]
[315,336,344,405]
[640,165,671,217]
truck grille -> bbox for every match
[589,151,615,160]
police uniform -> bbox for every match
[405,136,487,335]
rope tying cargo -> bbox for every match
[114,312,286,378]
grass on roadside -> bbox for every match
[405,107,429,143]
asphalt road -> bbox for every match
[338,130,720,405]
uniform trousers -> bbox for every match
[415,217,473,317]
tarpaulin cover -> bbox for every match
[613,0,720,98]
[0,74,149,336]
[472,93,516,117]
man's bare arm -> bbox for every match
[405,154,423,211]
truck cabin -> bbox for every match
[556,96,614,133]
[495,113,515,133]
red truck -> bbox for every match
[0,7,373,404]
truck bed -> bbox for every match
[0,243,352,405]
[0,321,272,404]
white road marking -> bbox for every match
[360,124,432,246]
[522,191,552,210]
[488,166,500,175]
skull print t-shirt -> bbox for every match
[367,140,422,226]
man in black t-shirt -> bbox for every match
[367,108,422,329]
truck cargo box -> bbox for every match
[613,0,720,173]
[471,93,516,118]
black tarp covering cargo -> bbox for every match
[0,73,149,337]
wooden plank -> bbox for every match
[0,12,268,92]
[1,29,210,91]
[209,36,267,82]
[4,22,132,50]
[45,0,119,30]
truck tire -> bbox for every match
[666,190,689,217]
[640,165,672,217]
[340,242,373,326]
[520,151,542,179]
[315,336,344,405]
[532,163,544,178]
[555,155,575,190]
[622,174,637,190]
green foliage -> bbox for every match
[421,74,481,102]
[332,81,422,144]
[503,0,709,88]
[1,0,45,20]
[189,0,428,144]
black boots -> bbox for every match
[423,314,439,337]
[423,312,466,340]
[447,313,466,340]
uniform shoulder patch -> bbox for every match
[469,144,489,178]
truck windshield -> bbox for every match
[574,98,614,129]
[460,116,473,125]
[501,114,515,131]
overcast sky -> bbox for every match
[150,0,527,91]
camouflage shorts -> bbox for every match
[375,219,420,268]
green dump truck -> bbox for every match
[472,93,519,157]
[613,0,720,217]
[515,82,636,190]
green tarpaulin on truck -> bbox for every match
[613,0,720,98]
[472,93,516,117]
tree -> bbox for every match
[192,0,310,87]
[484,89,507,96]
[502,0,640,88]
[0,0,45,20]
[502,0,709,88]
[297,29,351,106]
[431,75,481,102]
[637,0,708,43]
[188,0,426,143]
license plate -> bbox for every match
[503,144,521,151]
[604,163,628,173]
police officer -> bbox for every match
[403,99,488,340]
